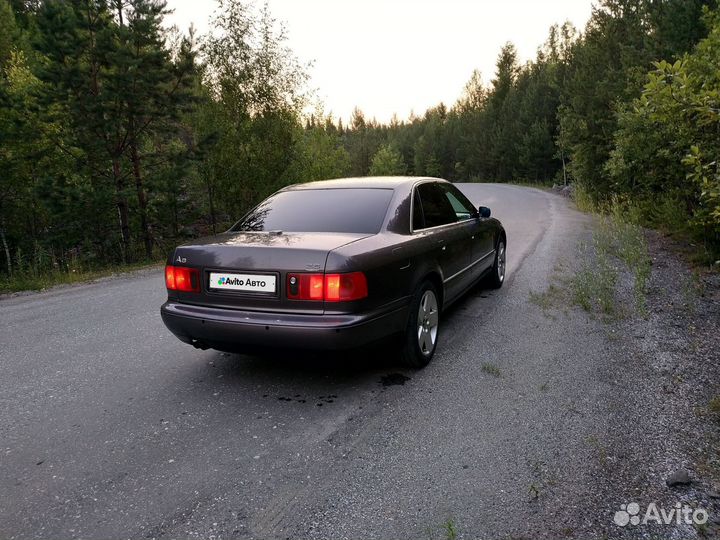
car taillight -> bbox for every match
[287,272,368,302]
[165,265,200,293]
[286,273,324,300]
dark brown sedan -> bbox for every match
[160,177,506,367]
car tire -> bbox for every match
[399,280,440,368]
[485,238,506,289]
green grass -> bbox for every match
[442,519,457,540]
[585,435,608,466]
[682,270,706,313]
[569,208,650,318]
[597,207,652,313]
[481,362,502,377]
[572,184,720,268]
[573,211,651,316]
[507,179,553,189]
[529,284,564,310]
[708,396,720,418]
[695,520,710,537]
[0,261,163,294]
[571,249,618,316]
[528,195,652,320]
[572,184,597,213]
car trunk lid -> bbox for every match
[170,231,370,314]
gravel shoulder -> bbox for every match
[517,218,720,539]
[594,230,720,539]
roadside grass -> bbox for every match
[682,270,706,313]
[695,521,710,537]
[426,519,458,540]
[481,362,502,377]
[528,200,652,320]
[442,519,457,540]
[596,205,652,314]
[572,184,720,267]
[572,184,596,213]
[528,460,557,503]
[708,396,720,419]
[506,179,553,190]
[571,245,618,316]
[467,177,553,190]
[0,261,163,294]
[529,284,564,311]
[585,435,609,467]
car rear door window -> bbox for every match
[412,187,425,230]
[415,183,458,229]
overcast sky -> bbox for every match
[165,0,595,123]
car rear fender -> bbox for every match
[406,259,445,310]
[324,239,408,315]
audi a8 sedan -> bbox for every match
[161,177,506,367]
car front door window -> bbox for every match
[415,183,457,229]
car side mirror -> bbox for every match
[478,206,491,218]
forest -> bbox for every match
[1,0,719,291]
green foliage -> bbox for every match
[608,7,720,256]
[290,121,351,181]
[685,147,720,238]
[0,0,318,285]
[0,0,18,67]
[197,0,312,225]
[369,145,406,176]
[559,0,716,201]
[559,0,655,201]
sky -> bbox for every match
[165,0,595,123]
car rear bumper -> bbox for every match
[160,301,410,352]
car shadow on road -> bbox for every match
[203,338,408,389]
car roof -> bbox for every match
[282,176,448,191]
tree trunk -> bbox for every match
[130,143,153,260]
[205,170,217,235]
[560,145,568,186]
[0,219,11,276]
[113,157,131,263]
[172,197,179,237]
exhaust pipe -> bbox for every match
[190,338,209,350]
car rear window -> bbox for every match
[230,188,394,234]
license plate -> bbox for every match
[209,272,276,294]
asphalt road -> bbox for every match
[1,184,615,539]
